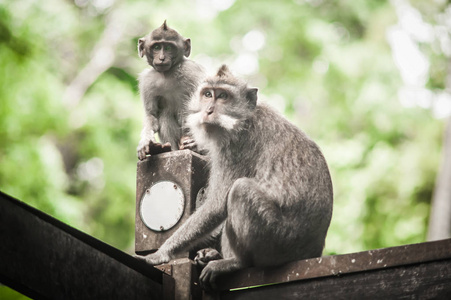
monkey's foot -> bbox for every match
[148,142,172,155]
[138,142,172,160]
[199,258,243,291]
[194,248,223,268]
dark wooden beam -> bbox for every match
[220,259,451,299]
[215,238,451,291]
[213,238,451,299]
[0,191,173,300]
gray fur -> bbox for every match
[138,65,333,289]
[137,22,206,160]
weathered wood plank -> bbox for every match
[216,238,451,291]
[219,259,451,299]
[0,191,171,300]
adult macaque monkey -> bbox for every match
[137,21,206,160]
[136,65,333,290]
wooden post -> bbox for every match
[135,150,209,257]
[156,258,203,300]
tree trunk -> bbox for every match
[428,56,451,241]
[428,115,451,241]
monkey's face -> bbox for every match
[138,25,191,73]
[188,85,257,134]
[197,87,238,130]
[187,65,258,137]
[147,42,180,72]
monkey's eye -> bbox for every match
[164,45,172,51]
[204,91,212,98]
[152,44,162,50]
[218,92,228,99]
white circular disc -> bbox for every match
[140,181,185,231]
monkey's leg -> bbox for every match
[227,178,327,264]
[200,178,281,289]
[226,177,281,259]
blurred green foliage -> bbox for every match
[0,0,448,277]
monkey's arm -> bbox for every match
[137,192,227,265]
[137,113,162,160]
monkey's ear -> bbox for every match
[138,38,146,58]
[184,38,191,57]
[246,88,258,109]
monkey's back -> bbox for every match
[254,103,332,200]
[212,103,333,260]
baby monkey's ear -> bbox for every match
[246,88,258,109]
[184,38,191,57]
[138,38,146,58]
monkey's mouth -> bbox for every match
[154,63,171,72]
[201,113,215,125]
[201,114,238,131]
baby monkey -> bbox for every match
[137,21,206,159]
[137,65,333,290]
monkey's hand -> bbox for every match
[194,248,223,268]
[179,136,197,151]
[137,139,172,160]
[134,250,171,266]
[137,137,153,160]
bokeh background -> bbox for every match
[1,0,451,297]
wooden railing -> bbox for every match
[213,238,451,299]
[0,191,172,300]
[1,190,450,299]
